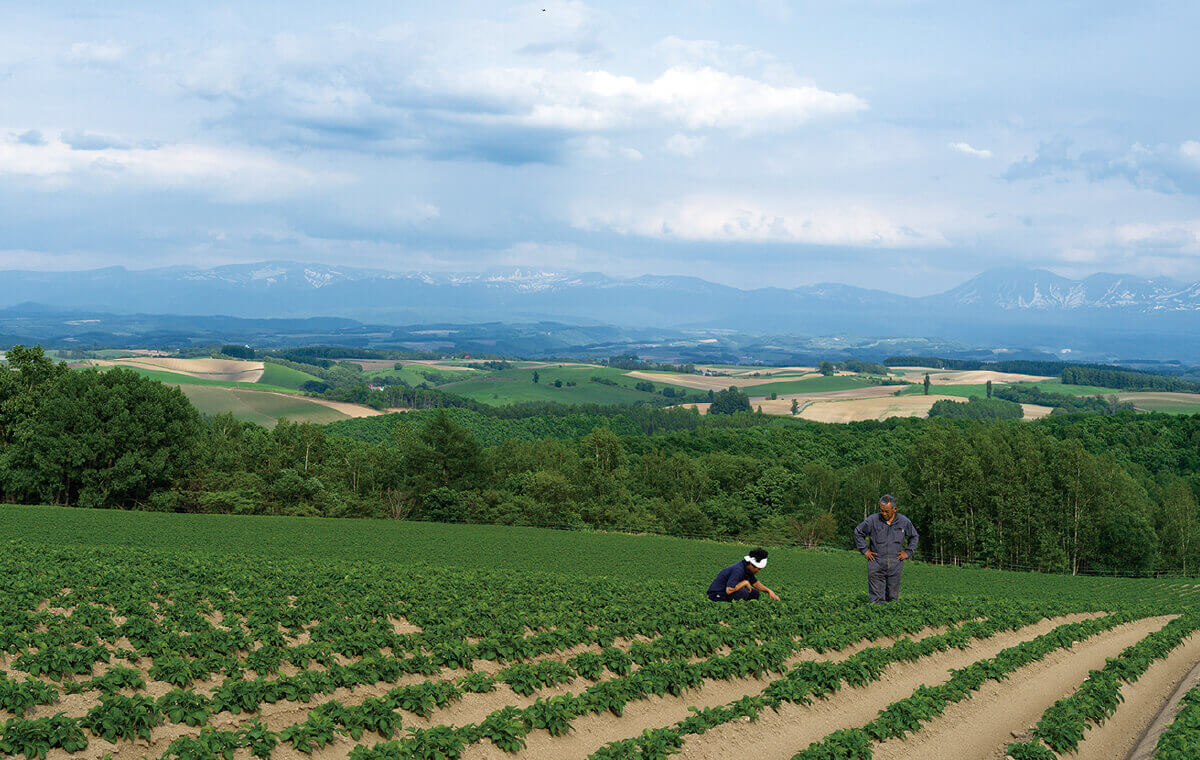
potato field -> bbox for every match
[2,507,1200,760]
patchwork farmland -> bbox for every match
[71,352,1200,426]
[1,507,1199,760]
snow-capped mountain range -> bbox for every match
[939,268,1200,311]
[3,263,1200,355]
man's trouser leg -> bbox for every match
[885,561,903,602]
[867,560,887,603]
[731,587,761,601]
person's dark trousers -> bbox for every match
[707,588,761,602]
[867,556,903,603]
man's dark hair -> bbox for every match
[879,494,896,507]
[748,548,768,561]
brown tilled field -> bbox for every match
[89,357,266,382]
[798,394,959,422]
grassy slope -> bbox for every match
[257,361,324,390]
[2,505,1194,607]
[362,364,470,386]
[178,386,350,427]
[898,383,990,399]
[898,380,1126,399]
[434,365,698,405]
[1119,392,1200,414]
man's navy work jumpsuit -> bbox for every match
[853,513,919,603]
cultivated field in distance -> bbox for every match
[64,353,1200,426]
[2,506,1198,760]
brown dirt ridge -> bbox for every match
[868,615,1177,760]
[668,614,1101,760]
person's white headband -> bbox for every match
[745,555,767,569]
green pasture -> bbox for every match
[258,361,324,390]
[898,383,989,399]
[2,505,1195,607]
[1014,380,1126,396]
[433,365,700,406]
[898,380,1127,400]
[1119,392,1200,414]
[178,386,350,427]
[362,364,472,387]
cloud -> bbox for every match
[1005,137,1200,194]
[0,130,332,200]
[1003,136,1075,181]
[452,65,866,133]
[1109,220,1200,253]
[572,195,946,247]
[61,130,131,151]
[13,129,44,146]
[618,147,642,161]
[950,141,992,158]
[171,28,865,164]
[655,36,776,71]
[665,132,706,156]
[65,41,128,66]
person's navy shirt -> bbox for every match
[708,561,753,595]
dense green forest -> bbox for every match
[928,397,1023,419]
[3,346,1200,577]
[1063,366,1200,393]
[992,384,1134,414]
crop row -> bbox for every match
[571,606,1063,760]
[3,595,997,713]
[1006,611,1200,758]
[1154,678,1200,759]
[788,612,1140,759]
[0,601,999,759]
[340,605,1053,760]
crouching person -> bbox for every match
[706,548,780,601]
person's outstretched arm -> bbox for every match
[752,579,780,600]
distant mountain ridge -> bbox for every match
[938,268,1200,311]
[3,262,1200,360]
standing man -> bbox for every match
[706,548,781,601]
[854,495,918,603]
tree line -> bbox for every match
[1062,366,1200,393]
[3,346,1200,576]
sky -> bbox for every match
[2,0,1199,295]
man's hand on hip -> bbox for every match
[863,550,878,561]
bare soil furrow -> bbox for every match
[1127,657,1200,760]
[670,613,1100,760]
[1061,632,1200,760]
[453,621,1026,760]
[869,615,1175,760]
[49,624,958,760]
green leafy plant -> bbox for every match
[0,714,88,760]
[81,693,162,743]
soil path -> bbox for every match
[868,615,1175,760]
[1109,637,1200,760]
[458,623,963,760]
[625,614,1099,760]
